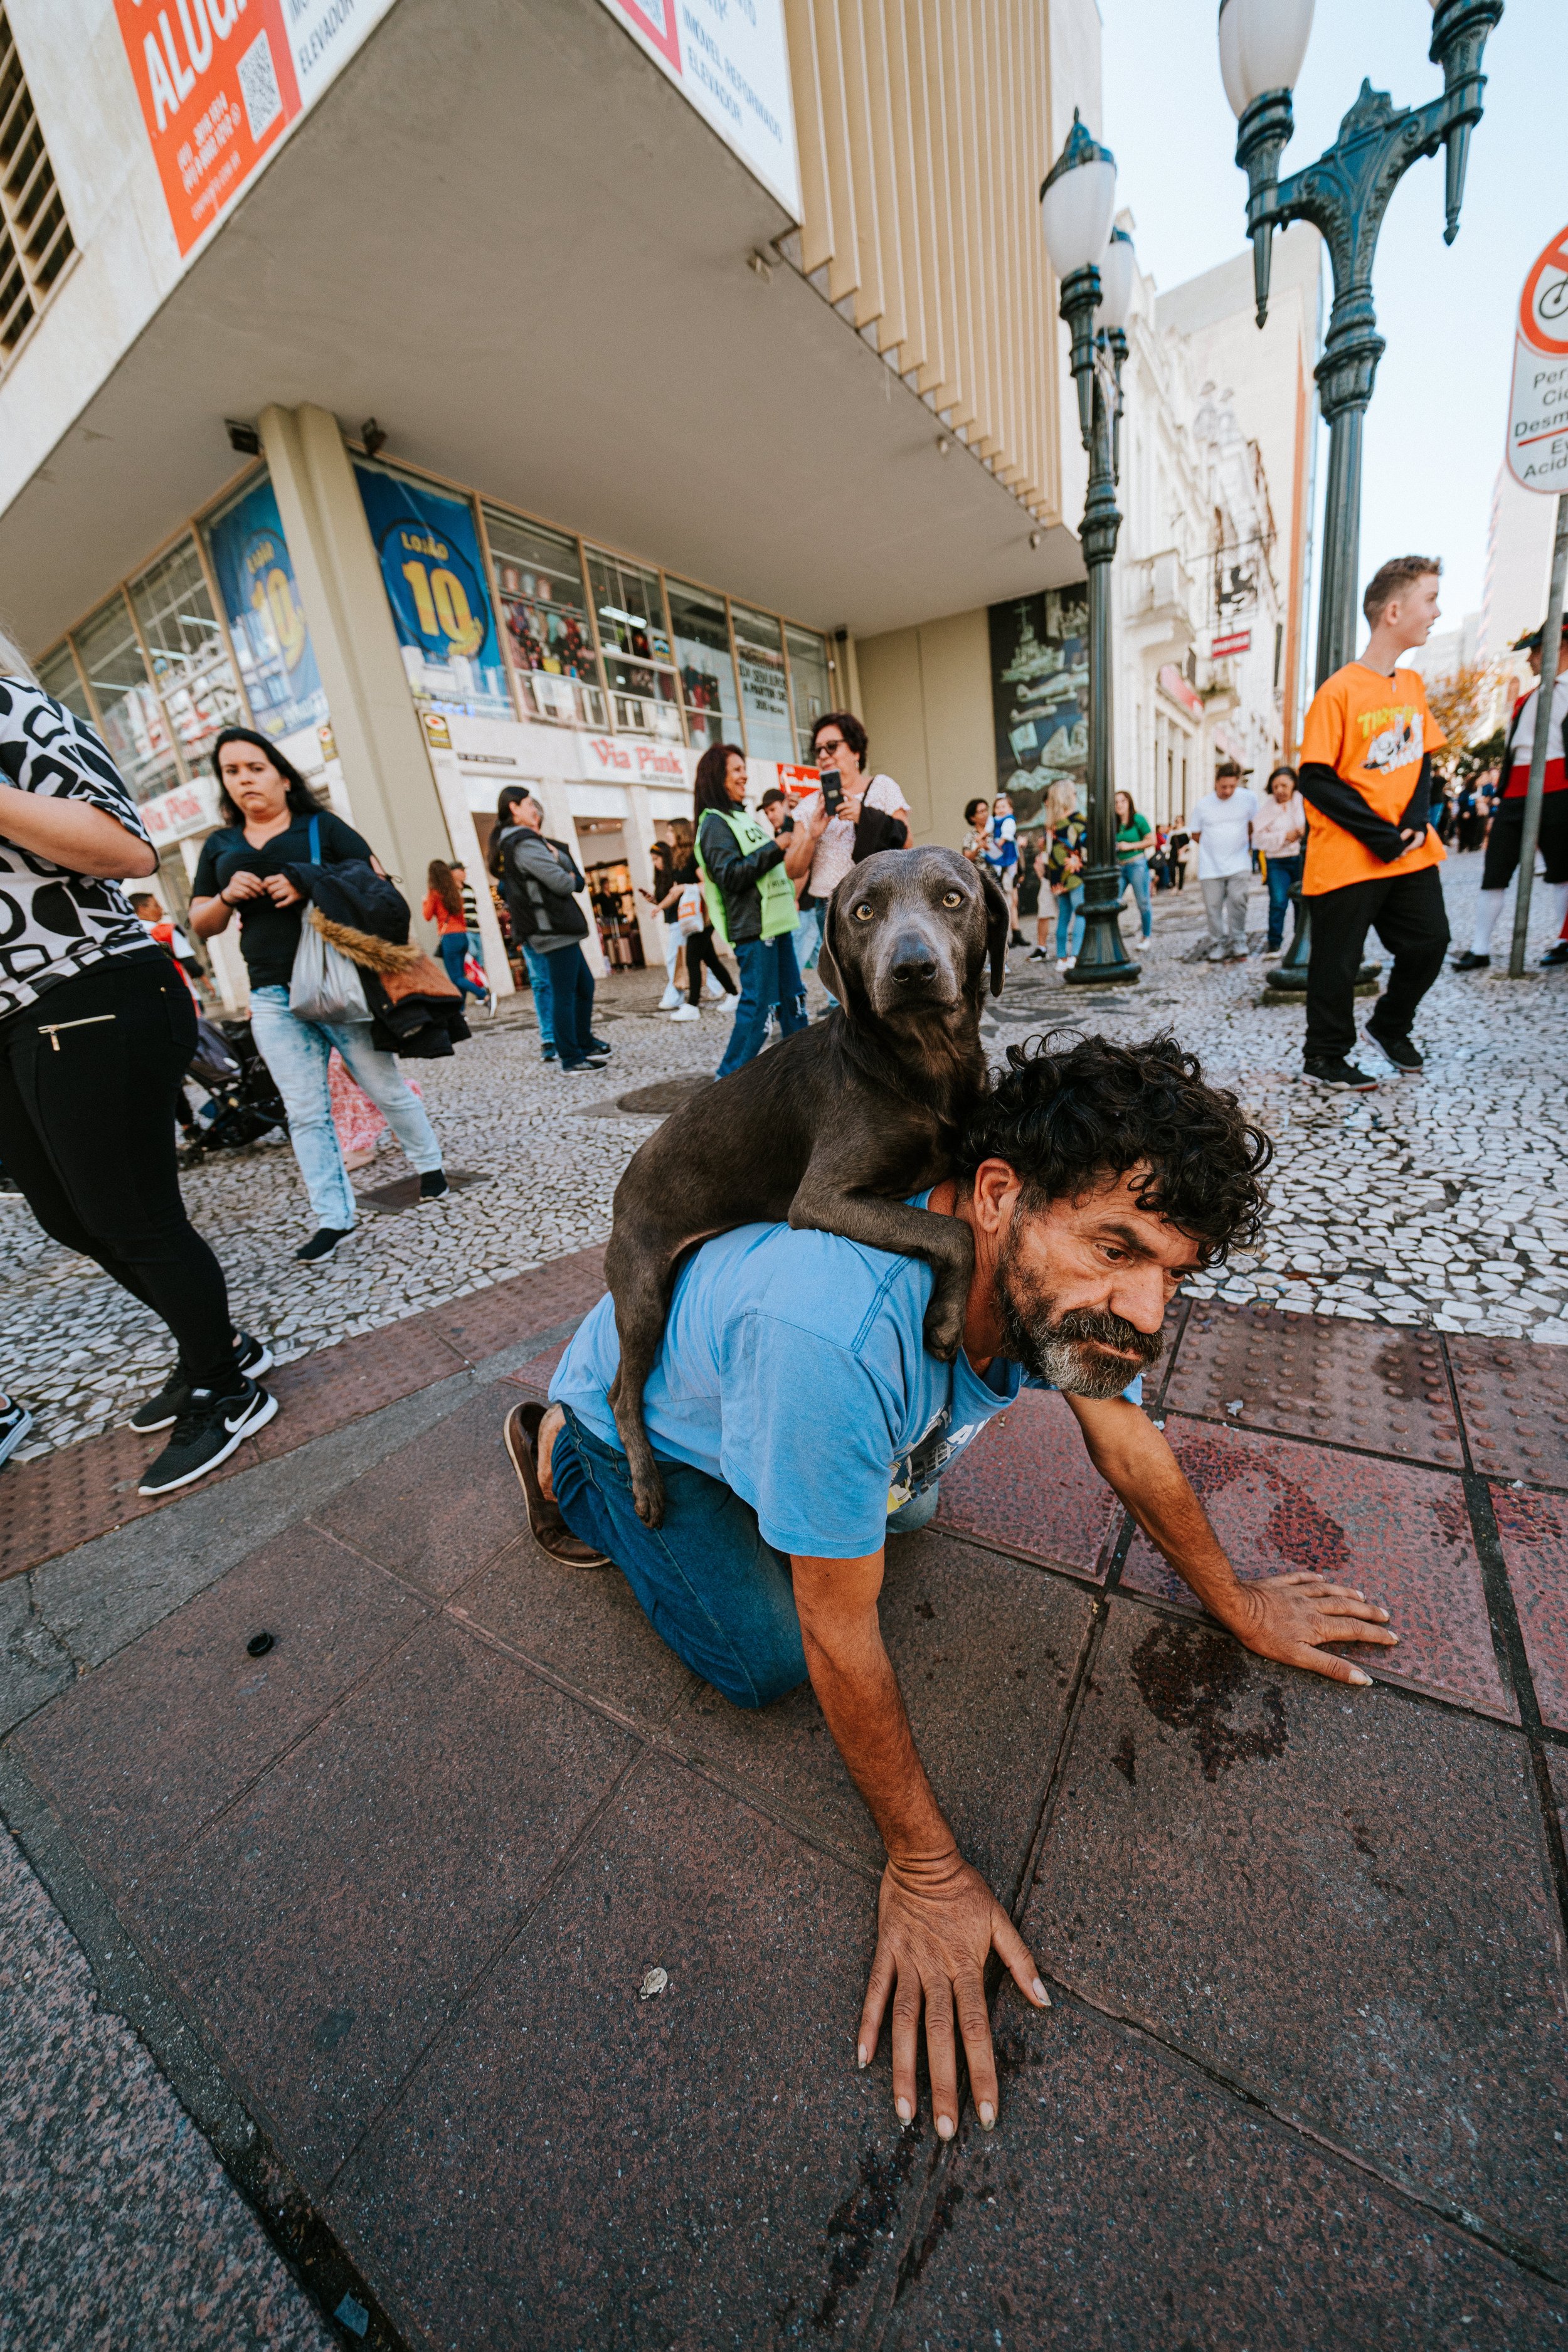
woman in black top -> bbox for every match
[189,729,447,1263]
[0,653,275,1496]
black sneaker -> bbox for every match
[541,1044,558,1062]
[295,1226,352,1264]
[0,1394,33,1469]
[137,1378,278,1496]
[1303,1057,1379,1091]
[128,1330,275,1433]
[587,1035,612,1056]
[1366,1027,1423,1072]
[1451,950,1490,972]
[1542,943,1568,967]
[418,1170,450,1202]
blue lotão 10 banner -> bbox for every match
[204,476,327,743]
[352,461,511,720]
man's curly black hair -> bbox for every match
[955,1031,1271,1266]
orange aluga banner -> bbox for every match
[113,0,302,256]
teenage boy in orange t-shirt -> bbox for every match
[1296,556,1449,1089]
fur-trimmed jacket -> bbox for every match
[284,857,470,1059]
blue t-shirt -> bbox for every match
[550,1204,1140,1560]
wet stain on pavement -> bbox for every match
[893,2178,965,2301]
[1130,1619,1286,1783]
[1112,1732,1136,1786]
[813,2129,923,2329]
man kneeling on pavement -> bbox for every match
[505,1034,1397,2139]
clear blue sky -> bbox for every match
[1101,0,1568,627]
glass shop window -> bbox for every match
[666,578,742,753]
[785,625,832,762]
[585,548,683,743]
[129,536,245,775]
[70,593,182,803]
[36,642,95,727]
[731,603,793,763]
[485,508,605,728]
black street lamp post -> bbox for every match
[1222,0,1504,687]
[1041,119,1139,987]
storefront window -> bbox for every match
[785,625,832,761]
[129,536,246,776]
[36,642,95,727]
[485,508,605,729]
[586,548,683,743]
[666,579,741,753]
[71,593,182,802]
[731,603,793,762]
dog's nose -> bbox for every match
[889,936,940,987]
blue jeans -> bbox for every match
[248,986,442,1231]
[715,933,807,1078]
[551,1410,942,1708]
[534,941,596,1066]
[520,942,555,1050]
[1265,854,1303,950]
[1054,887,1084,958]
[795,899,824,973]
[438,931,486,1002]
[1118,856,1152,940]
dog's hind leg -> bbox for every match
[604,1236,673,1528]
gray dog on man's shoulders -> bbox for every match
[605,844,1011,1525]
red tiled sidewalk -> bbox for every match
[0,1247,603,1586]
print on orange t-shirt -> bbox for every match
[1297,662,1448,896]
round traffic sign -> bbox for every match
[1520,225,1568,358]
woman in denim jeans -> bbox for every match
[189,731,447,1265]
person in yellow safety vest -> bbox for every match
[694,743,825,1079]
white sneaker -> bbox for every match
[658,984,681,1011]
[669,1003,700,1022]
[704,980,726,1000]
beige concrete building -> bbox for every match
[0,0,1316,1006]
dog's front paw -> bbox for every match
[632,1469,667,1529]
[921,1300,965,1360]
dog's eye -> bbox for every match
[853,902,874,921]
[941,890,963,908]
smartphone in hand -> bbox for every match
[820,771,844,817]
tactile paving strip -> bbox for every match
[1448,1335,1568,1490]
[935,1387,1122,1579]
[1163,1302,1463,1466]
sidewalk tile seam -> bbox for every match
[442,1601,699,1740]
[317,1739,657,2201]
[300,1508,526,1611]
[1015,1978,1568,2294]
[0,1751,415,2352]
[1005,1596,1110,1926]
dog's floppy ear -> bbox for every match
[978,867,1010,997]
[815,894,845,1007]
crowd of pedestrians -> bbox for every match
[6,545,1564,1496]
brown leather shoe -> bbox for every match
[503,1401,612,1569]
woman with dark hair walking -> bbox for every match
[0,643,275,1495]
[422,859,489,1007]
[694,743,817,1078]
[189,729,448,1263]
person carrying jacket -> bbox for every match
[694,742,823,1079]
[492,786,610,1074]
[1295,555,1449,1089]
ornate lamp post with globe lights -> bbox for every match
[1221,0,1504,690]
[1040,117,1140,987]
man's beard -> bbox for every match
[995,1221,1166,1399]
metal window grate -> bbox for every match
[0,6,72,364]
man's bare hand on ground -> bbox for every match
[1210,1571,1396,1686]
[856,1849,1049,2139]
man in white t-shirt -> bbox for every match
[1190,761,1258,961]
[798,711,911,992]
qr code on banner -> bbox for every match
[236,29,284,144]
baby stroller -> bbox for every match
[182,1017,289,1155]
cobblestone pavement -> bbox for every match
[1,1828,332,2352]
[3,849,1562,1460]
